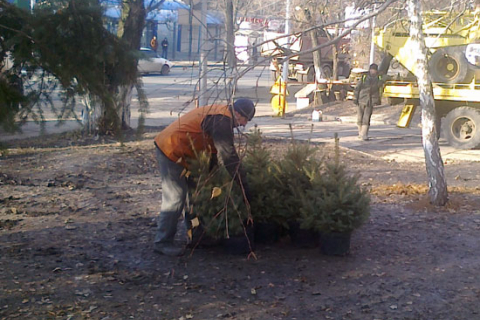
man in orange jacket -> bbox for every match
[153,99,256,256]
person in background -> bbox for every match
[353,63,384,140]
[150,36,158,52]
[153,99,256,256]
[161,37,169,59]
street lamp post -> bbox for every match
[281,0,291,116]
[199,0,208,107]
[369,3,377,65]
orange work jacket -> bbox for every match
[154,104,232,167]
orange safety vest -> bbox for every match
[154,104,233,167]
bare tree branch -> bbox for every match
[145,0,166,13]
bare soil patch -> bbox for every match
[1,130,480,320]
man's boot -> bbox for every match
[357,124,363,139]
[154,242,185,256]
[361,125,370,141]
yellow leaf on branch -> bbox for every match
[211,187,222,199]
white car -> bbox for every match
[138,47,172,75]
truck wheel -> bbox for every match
[429,47,473,84]
[444,107,480,149]
[322,64,332,79]
[306,67,315,82]
[339,62,351,78]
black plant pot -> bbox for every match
[288,221,319,248]
[254,221,281,244]
[222,227,255,255]
[319,232,351,256]
[188,224,220,248]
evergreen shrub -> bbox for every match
[187,151,248,240]
[244,126,286,227]
[187,130,370,241]
[299,135,370,234]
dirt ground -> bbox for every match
[2,124,480,320]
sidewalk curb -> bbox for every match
[335,115,399,126]
[171,61,264,68]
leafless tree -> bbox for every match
[406,0,448,205]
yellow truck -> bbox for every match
[374,10,480,149]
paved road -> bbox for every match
[1,66,479,163]
[0,65,286,139]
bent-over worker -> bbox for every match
[153,99,256,256]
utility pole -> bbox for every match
[198,0,208,107]
[281,0,291,82]
[281,0,290,116]
[369,3,377,65]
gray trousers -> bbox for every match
[357,104,373,126]
[154,148,188,244]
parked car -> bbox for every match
[138,47,172,75]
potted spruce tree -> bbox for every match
[244,127,285,244]
[187,151,253,254]
[299,134,370,255]
[272,130,323,248]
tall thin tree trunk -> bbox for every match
[115,0,145,130]
[407,0,448,205]
[225,0,236,68]
[304,9,322,81]
[82,94,100,135]
[118,85,134,129]
[310,29,322,81]
[332,24,339,81]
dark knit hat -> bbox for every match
[233,98,256,121]
[369,63,379,70]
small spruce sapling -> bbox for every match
[272,125,323,227]
[187,151,248,239]
[300,134,370,234]
[244,126,285,226]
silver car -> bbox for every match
[138,47,172,75]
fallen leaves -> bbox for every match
[2,132,480,320]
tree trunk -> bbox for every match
[332,24,339,81]
[118,84,134,129]
[225,0,236,68]
[302,8,322,82]
[112,0,145,131]
[117,0,145,56]
[309,28,323,82]
[81,94,100,135]
[407,0,448,205]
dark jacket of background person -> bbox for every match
[354,73,384,106]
